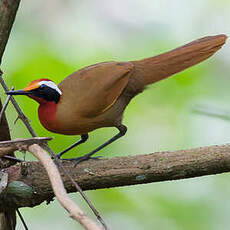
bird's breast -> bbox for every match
[38,102,60,133]
[37,101,105,135]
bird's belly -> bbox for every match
[41,109,114,135]
[40,96,126,135]
[38,102,101,135]
[50,117,110,135]
[51,122,99,135]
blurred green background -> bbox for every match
[1,0,230,229]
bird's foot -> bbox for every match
[62,155,102,167]
[55,153,64,159]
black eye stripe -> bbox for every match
[29,85,60,103]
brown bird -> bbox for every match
[6,35,227,164]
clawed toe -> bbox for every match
[59,155,102,167]
[54,153,61,159]
[73,155,102,167]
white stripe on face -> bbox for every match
[38,80,62,95]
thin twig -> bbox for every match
[28,144,102,230]
[0,75,37,137]
[0,73,109,229]
[0,137,52,148]
[16,209,28,230]
[0,137,52,157]
[44,144,109,230]
[193,104,230,121]
[2,155,22,162]
[0,87,13,124]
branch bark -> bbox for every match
[1,143,230,210]
[0,0,21,63]
[0,0,22,229]
[0,0,21,157]
[0,137,52,157]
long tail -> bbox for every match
[131,34,227,88]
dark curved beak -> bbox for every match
[6,90,30,95]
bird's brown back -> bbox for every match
[53,35,227,135]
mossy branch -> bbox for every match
[1,143,230,211]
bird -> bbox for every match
[6,34,227,165]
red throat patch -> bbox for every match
[38,101,59,132]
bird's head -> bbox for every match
[6,79,62,104]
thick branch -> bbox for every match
[1,143,230,211]
[0,0,22,229]
[0,0,21,146]
[0,0,21,139]
[0,0,21,63]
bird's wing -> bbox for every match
[59,61,134,117]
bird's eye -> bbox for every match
[39,85,45,90]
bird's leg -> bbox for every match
[65,125,127,166]
[56,134,89,159]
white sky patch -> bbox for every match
[38,80,62,95]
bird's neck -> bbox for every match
[38,101,58,131]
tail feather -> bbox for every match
[131,34,227,87]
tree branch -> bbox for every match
[0,0,21,141]
[0,75,110,229]
[0,139,104,229]
[0,0,21,144]
[0,0,21,63]
[0,137,52,157]
[0,0,21,229]
[1,143,230,210]
[28,144,102,230]
[0,0,21,155]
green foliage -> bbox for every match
[2,1,230,229]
